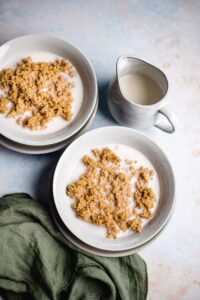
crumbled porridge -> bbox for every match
[67,147,156,239]
[0,57,76,130]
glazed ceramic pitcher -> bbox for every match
[108,56,178,133]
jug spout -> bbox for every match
[117,55,138,98]
[117,55,138,79]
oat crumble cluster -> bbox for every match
[67,147,156,239]
[0,56,76,130]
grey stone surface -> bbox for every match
[0,1,200,298]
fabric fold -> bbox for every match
[0,194,147,300]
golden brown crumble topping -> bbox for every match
[0,56,76,130]
[67,147,156,239]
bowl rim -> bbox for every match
[0,96,99,154]
[50,188,174,256]
[0,33,98,146]
[53,126,176,251]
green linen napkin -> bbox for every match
[0,193,148,300]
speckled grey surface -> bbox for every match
[0,1,200,299]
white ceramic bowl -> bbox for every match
[0,97,98,155]
[50,191,171,257]
[0,34,97,146]
[53,126,175,252]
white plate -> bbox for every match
[50,190,170,257]
[0,34,97,146]
[0,97,98,154]
[53,126,175,252]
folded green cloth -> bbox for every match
[0,193,147,300]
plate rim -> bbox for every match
[53,126,176,251]
[0,96,98,155]
[0,33,98,146]
[49,183,173,257]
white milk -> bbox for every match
[119,73,163,105]
[69,143,160,234]
[0,51,84,135]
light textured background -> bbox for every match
[0,0,200,299]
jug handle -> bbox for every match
[154,106,179,134]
